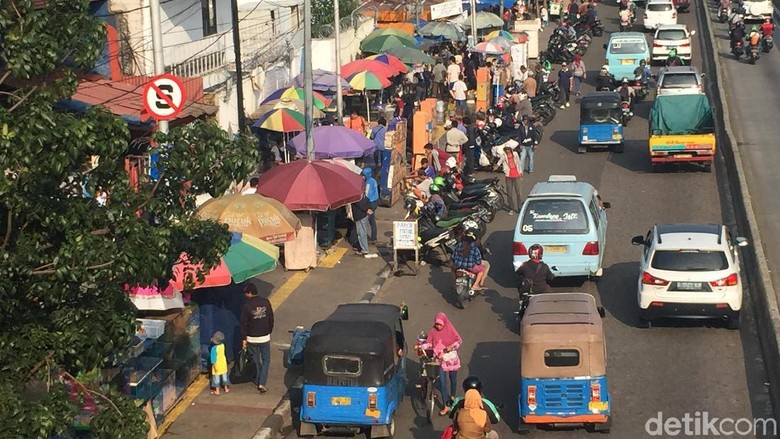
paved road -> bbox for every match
[283,1,775,438]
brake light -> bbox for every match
[514,242,528,255]
[680,43,690,47]
[527,385,537,405]
[649,301,664,307]
[583,241,600,255]
[715,303,730,308]
[590,383,601,402]
[307,391,316,407]
[710,273,739,287]
[642,271,670,286]
[653,43,663,47]
[368,393,377,409]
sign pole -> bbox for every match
[304,0,315,160]
[149,0,168,135]
[230,0,247,133]
[470,0,477,43]
[334,0,344,124]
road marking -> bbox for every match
[270,272,307,310]
[319,246,348,268]
[158,374,208,436]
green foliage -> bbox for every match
[312,0,360,37]
[0,1,258,437]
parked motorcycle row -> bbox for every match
[541,14,604,65]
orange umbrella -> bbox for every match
[366,53,409,74]
[196,194,301,244]
[341,59,398,79]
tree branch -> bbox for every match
[90,228,110,236]
[2,208,11,250]
[135,171,164,212]
[60,371,122,415]
[8,86,37,112]
[0,71,10,87]
[30,260,114,275]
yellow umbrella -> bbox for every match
[197,194,302,244]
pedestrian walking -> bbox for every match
[447,57,461,91]
[346,110,367,135]
[523,71,537,98]
[433,57,447,100]
[351,195,378,258]
[518,116,538,173]
[362,167,379,245]
[421,312,462,415]
[494,146,523,214]
[572,54,587,96]
[209,331,230,395]
[558,62,573,108]
[240,284,274,393]
[450,75,468,116]
[463,116,478,178]
[369,117,387,169]
[541,5,549,27]
[446,119,469,165]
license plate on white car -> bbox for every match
[676,282,702,290]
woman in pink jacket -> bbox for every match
[422,312,463,415]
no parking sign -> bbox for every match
[142,74,187,121]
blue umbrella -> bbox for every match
[408,18,428,27]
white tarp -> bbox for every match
[430,0,464,19]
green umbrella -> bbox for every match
[459,11,505,30]
[383,46,435,65]
[419,22,466,41]
[364,28,415,41]
[360,34,417,53]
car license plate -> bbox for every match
[589,401,609,411]
[676,154,692,158]
[331,397,351,406]
[546,245,568,253]
[621,59,634,65]
[676,282,702,290]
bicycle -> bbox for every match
[414,334,440,424]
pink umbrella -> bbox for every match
[126,282,184,311]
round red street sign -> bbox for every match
[142,74,187,121]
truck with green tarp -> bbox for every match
[648,94,716,172]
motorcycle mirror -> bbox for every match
[597,306,606,318]
[690,30,696,36]
[551,266,558,271]
[603,43,607,49]
[602,201,611,209]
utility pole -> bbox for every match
[150,0,168,135]
[230,0,247,133]
[469,0,477,43]
[334,0,343,123]
[500,0,504,30]
[304,0,315,159]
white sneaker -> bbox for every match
[364,253,379,259]
[559,105,565,109]
[566,102,570,108]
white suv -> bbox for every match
[631,223,748,329]
[643,0,677,30]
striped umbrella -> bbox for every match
[347,71,391,90]
[341,59,398,79]
[253,108,306,132]
[470,41,506,55]
[383,46,435,65]
[485,29,516,41]
[365,54,409,74]
[489,36,513,49]
[261,87,331,109]
[251,98,324,121]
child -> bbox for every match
[210,331,230,395]
[541,5,549,27]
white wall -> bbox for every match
[290,18,376,75]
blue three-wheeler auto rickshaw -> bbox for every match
[518,293,612,434]
[299,303,408,438]
[578,91,625,154]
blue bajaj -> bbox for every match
[518,293,612,434]
[578,92,625,154]
[299,303,408,438]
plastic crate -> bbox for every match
[124,357,162,400]
[137,319,165,339]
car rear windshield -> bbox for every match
[521,199,589,234]
[660,73,698,88]
[544,349,580,367]
[609,39,647,54]
[323,355,362,376]
[648,3,673,10]
[657,30,687,40]
[651,250,729,271]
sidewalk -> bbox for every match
[160,203,407,439]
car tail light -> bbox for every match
[650,301,664,307]
[715,303,730,308]
[653,43,663,47]
[590,383,601,402]
[368,393,377,409]
[583,241,600,255]
[642,271,669,286]
[514,242,528,256]
[307,392,316,407]
[710,273,739,287]
[680,43,690,47]
[527,385,537,405]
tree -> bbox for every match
[312,0,360,38]
[0,1,258,437]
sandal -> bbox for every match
[439,406,450,416]
[210,390,219,396]
[258,386,268,393]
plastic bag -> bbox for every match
[229,348,255,384]
[479,151,490,167]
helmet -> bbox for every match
[463,376,483,392]
[433,176,445,186]
[752,25,758,31]
[461,218,480,235]
[487,108,496,116]
[669,49,677,57]
[429,184,440,193]
[529,244,544,260]
[464,230,477,241]
[640,59,646,66]
[601,64,609,71]
[622,77,629,84]
[476,110,486,120]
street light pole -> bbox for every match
[149,0,168,135]
[334,0,344,123]
[304,0,315,159]
[469,0,477,43]
[230,0,247,133]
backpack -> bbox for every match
[516,263,543,294]
[286,328,310,367]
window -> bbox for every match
[323,355,362,376]
[609,39,647,54]
[660,74,698,88]
[520,199,589,234]
[582,108,621,124]
[544,349,580,367]
[651,250,729,271]
[647,3,673,11]
[589,199,600,230]
[201,0,217,37]
[657,30,687,40]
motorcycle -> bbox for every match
[719,6,729,22]
[619,15,633,32]
[514,266,558,322]
[732,38,744,58]
[629,77,648,103]
[591,20,605,37]
[748,42,759,64]
[620,100,633,126]
[403,198,459,266]
[454,247,491,309]
[762,35,774,52]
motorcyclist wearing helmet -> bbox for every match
[515,244,555,294]
[449,376,501,433]
[748,25,761,48]
[730,20,746,50]
[427,184,448,219]
[452,230,487,291]
[666,49,684,66]
[595,65,615,91]
[633,59,652,83]
[617,77,635,115]
[761,18,774,37]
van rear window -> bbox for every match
[544,349,580,367]
[323,355,362,376]
[520,200,589,234]
[609,39,647,54]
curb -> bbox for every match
[361,264,393,302]
[698,0,780,418]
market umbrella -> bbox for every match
[291,68,352,92]
[261,86,331,109]
[516,31,529,43]
[408,17,428,28]
[488,36,513,49]
[341,59,398,79]
[419,21,466,41]
[172,232,279,290]
[383,46,436,65]
[289,125,375,159]
[256,160,364,211]
[362,28,418,45]
[126,282,184,311]
[325,158,363,174]
[485,29,516,41]
[360,34,417,53]
[365,53,409,74]
[459,11,505,29]
[251,98,325,121]
[197,194,302,244]
[253,108,306,132]
[470,41,507,55]
[346,71,390,123]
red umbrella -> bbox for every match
[256,160,364,211]
[366,54,409,74]
[341,59,398,79]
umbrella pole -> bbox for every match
[365,93,371,124]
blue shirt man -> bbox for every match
[363,167,380,244]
